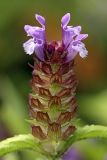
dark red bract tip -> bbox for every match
[44,41,66,63]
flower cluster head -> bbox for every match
[23,13,88,62]
[23,13,88,142]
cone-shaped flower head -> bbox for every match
[23,13,88,62]
[23,13,88,151]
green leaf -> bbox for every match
[57,125,107,157]
[1,125,107,159]
[0,134,41,157]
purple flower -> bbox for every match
[23,13,88,62]
[62,148,83,160]
[61,13,88,61]
[23,14,46,60]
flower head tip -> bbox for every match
[23,13,88,62]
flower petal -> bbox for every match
[61,13,70,28]
[76,34,88,41]
[35,14,45,28]
[72,26,81,35]
[23,38,36,55]
[72,42,88,58]
[62,26,81,48]
[24,25,36,36]
[24,25,31,34]
[66,45,77,61]
[66,41,88,61]
[34,39,44,61]
[24,25,45,41]
[62,29,72,48]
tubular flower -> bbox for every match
[61,13,88,61]
[23,13,88,153]
[23,14,46,60]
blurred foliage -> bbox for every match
[0,77,29,135]
[78,90,107,125]
[0,0,107,159]
[73,140,107,160]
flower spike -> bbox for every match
[23,13,88,152]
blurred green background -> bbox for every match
[0,0,107,159]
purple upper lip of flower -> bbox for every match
[23,13,88,61]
